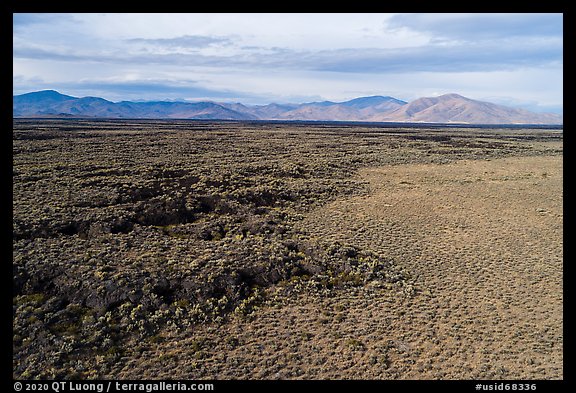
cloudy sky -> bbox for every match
[13,13,563,113]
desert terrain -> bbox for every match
[12,119,562,379]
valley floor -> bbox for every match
[112,155,563,380]
[12,121,562,380]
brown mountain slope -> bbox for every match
[371,93,562,124]
[274,96,406,121]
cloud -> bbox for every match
[14,13,562,76]
[387,13,563,41]
[310,39,562,73]
[13,35,562,75]
[13,46,87,62]
[13,13,563,111]
[12,76,271,103]
[78,80,248,100]
[127,35,233,48]
[13,14,51,26]
[13,13,74,27]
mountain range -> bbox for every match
[13,90,563,125]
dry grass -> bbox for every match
[12,119,562,379]
[299,155,563,379]
[111,155,562,380]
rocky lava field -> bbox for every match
[12,119,562,379]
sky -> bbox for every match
[13,13,563,114]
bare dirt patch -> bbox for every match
[298,155,563,379]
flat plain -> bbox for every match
[12,119,562,379]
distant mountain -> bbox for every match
[13,90,77,117]
[340,95,406,110]
[274,96,407,121]
[13,90,255,120]
[13,90,562,124]
[371,93,563,124]
[219,102,299,119]
[13,90,76,105]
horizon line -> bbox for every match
[13,89,564,115]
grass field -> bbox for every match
[12,119,562,379]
